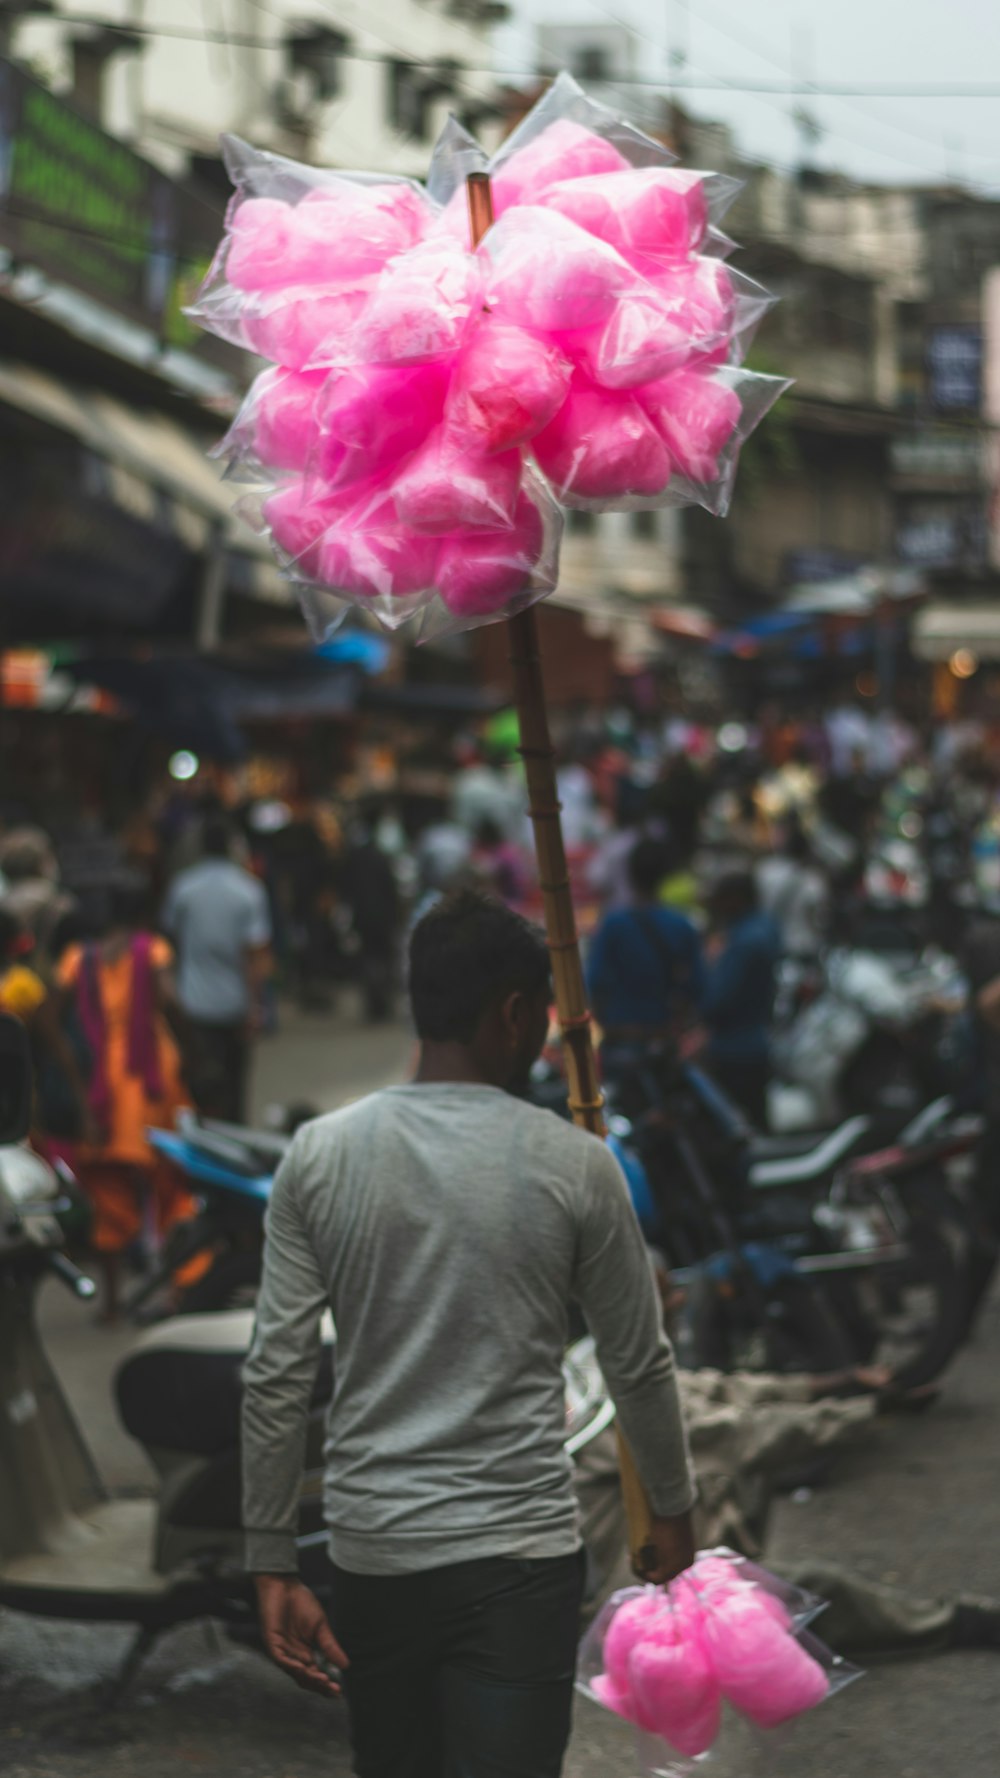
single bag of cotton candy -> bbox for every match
[446,322,572,454]
[541,168,740,267]
[309,240,483,370]
[700,1586,830,1728]
[637,367,793,516]
[211,366,328,480]
[578,1587,721,1760]
[531,377,672,506]
[312,362,449,490]
[429,472,562,629]
[483,208,645,337]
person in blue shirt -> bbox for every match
[702,870,781,1126]
[587,838,704,1086]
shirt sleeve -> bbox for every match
[243,881,273,951]
[572,1138,696,1518]
[241,1135,329,1573]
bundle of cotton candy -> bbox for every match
[578,1551,859,1763]
[189,73,789,638]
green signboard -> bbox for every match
[0,54,222,352]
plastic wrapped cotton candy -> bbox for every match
[317,241,483,369]
[243,286,369,373]
[392,430,522,533]
[637,368,743,483]
[189,72,789,640]
[532,380,671,504]
[492,117,631,213]
[627,1608,722,1757]
[446,323,572,453]
[314,362,449,485]
[703,1590,830,1727]
[485,209,641,335]
[542,168,712,264]
[436,488,552,618]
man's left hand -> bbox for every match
[254,1575,349,1699]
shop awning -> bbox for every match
[913,603,1000,661]
[0,359,289,607]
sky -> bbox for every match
[498,0,1000,193]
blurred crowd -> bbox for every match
[7,693,1000,1310]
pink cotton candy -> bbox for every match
[589,1674,635,1722]
[392,432,522,534]
[350,242,482,366]
[317,517,440,600]
[602,1593,667,1693]
[627,1630,722,1758]
[532,381,671,502]
[446,323,571,453]
[704,1592,828,1727]
[263,479,342,578]
[492,119,630,212]
[243,286,368,371]
[543,168,709,263]
[437,491,547,616]
[314,362,448,483]
[485,208,637,335]
[647,257,736,360]
[638,369,742,482]
[289,183,425,280]
[571,288,698,389]
[251,367,327,471]
[226,198,296,290]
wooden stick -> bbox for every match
[466,171,657,1576]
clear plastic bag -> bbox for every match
[190,72,789,638]
[577,1555,861,1770]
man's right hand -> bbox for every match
[254,1574,349,1699]
[635,1511,696,1586]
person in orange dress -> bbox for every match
[54,877,194,1319]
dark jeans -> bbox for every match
[328,1551,586,1778]
[184,1017,250,1124]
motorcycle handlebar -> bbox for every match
[46,1251,98,1302]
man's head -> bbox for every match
[628,837,674,902]
[708,870,758,930]
[409,888,551,1095]
[202,815,232,860]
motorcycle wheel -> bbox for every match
[833,1211,966,1390]
[177,1249,261,1314]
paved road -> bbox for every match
[2,1010,998,1776]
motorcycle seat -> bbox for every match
[748,1115,871,1190]
[116,1311,334,1458]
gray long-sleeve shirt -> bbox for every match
[242,1082,695,1576]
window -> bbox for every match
[388,61,429,139]
[631,511,658,540]
[575,45,610,83]
[568,510,597,534]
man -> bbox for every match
[703,871,781,1126]
[162,816,272,1123]
[587,836,704,1085]
[242,888,695,1778]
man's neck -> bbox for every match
[414,1042,497,1088]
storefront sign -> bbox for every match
[0,55,222,353]
[927,326,982,411]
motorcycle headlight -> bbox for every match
[0,1146,61,1208]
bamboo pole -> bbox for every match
[466,172,657,1576]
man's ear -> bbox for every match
[499,989,526,1047]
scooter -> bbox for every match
[0,1015,617,1696]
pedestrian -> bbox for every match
[243,887,695,1778]
[702,871,781,1126]
[162,815,273,1123]
[338,822,401,1023]
[53,876,192,1319]
[756,816,830,960]
[587,836,704,1086]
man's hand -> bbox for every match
[254,1575,349,1699]
[634,1511,696,1586]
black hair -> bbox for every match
[628,836,674,899]
[408,887,550,1043]
[202,816,232,859]
[107,873,154,932]
[710,870,759,921]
